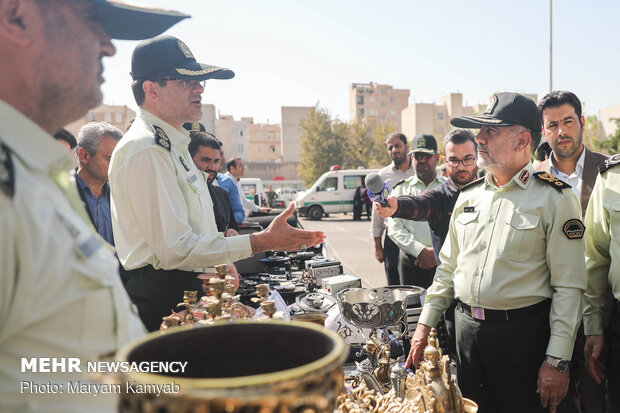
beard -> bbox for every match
[206,170,217,185]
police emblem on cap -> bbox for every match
[563,219,585,239]
[418,136,426,147]
[484,95,498,115]
[192,122,200,131]
[178,39,194,59]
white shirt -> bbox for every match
[225,171,259,216]
[109,109,252,273]
[0,99,145,412]
[549,145,585,200]
[370,160,416,238]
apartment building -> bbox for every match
[349,82,410,129]
[64,104,135,136]
[281,106,312,162]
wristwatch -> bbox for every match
[544,356,570,372]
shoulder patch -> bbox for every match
[534,172,571,191]
[153,125,171,151]
[599,153,620,174]
[563,219,585,239]
[0,142,15,198]
[460,177,484,191]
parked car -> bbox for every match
[295,169,378,220]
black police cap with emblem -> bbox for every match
[183,122,206,132]
[450,92,541,133]
[408,134,437,155]
[131,35,235,81]
[87,0,189,41]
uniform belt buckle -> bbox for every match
[471,307,485,320]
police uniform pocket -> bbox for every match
[501,212,540,261]
[610,201,620,244]
[455,210,479,248]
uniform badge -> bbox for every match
[0,142,15,198]
[534,172,570,190]
[153,126,171,152]
[599,153,620,174]
[484,95,498,114]
[178,39,194,59]
[563,219,585,239]
[464,206,475,213]
[519,169,530,185]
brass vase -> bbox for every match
[115,320,348,412]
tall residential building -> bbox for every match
[349,82,410,129]
[281,106,312,162]
[64,104,136,136]
[246,118,282,162]
[401,93,474,141]
[199,104,216,134]
[599,103,620,137]
[215,115,248,162]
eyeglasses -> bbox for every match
[413,152,434,161]
[159,78,206,89]
[446,157,476,167]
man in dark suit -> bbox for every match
[536,90,609,413]
[188,131,239,236]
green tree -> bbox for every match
[343,121,372,169]
[298,105,347,186]
[590,118,620,155]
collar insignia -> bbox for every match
[153,126,171,151]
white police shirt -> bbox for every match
[109,109,252,273]
[0,99,146,412]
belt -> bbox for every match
[457,299,551,322]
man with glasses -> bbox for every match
[387,134,444,288]
[376,128,478,361]
[405,93,585,413]
[109,35,324,332]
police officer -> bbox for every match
[109,36,324,331]
[0,1,187,411]
[407,93,586,413]
[583,154,620,412]
[387,134,444,288]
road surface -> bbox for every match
[299,213,387,288]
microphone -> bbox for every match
[365,173,390,207]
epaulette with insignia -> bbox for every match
[0,142,15,198]
[599,153,620,174]
[153,125,171,151]
[392,179,406,189]
[533,172,571,191]
[459,177,484,191]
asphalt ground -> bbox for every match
[299,213,388,288]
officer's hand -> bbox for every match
[224,228,239,237]
[584,335,606,384]
[250,203,326,253]
[405,323,432,369]
[374,196,398,218]
[415,247,437,270]
[537,360,569,413]
[374,244,385,263]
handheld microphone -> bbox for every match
[365,173,390,207]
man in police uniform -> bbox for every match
[0,1,188,411]
[407,93,586,413]
[109,36,324,331]
[387,134,444,288]
[583,154,620,412]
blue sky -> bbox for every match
[101,0,620,124]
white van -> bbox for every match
[239,177,264,207]
[295,169,378,220]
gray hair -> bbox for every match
[76,122,123,156]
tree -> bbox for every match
[298,105,347,186]
[590,118,620,155]
[343,121,372,169]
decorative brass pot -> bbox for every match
[115,320,347,413]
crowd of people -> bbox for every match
[373,91,620,413]
[0,1,619,413]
